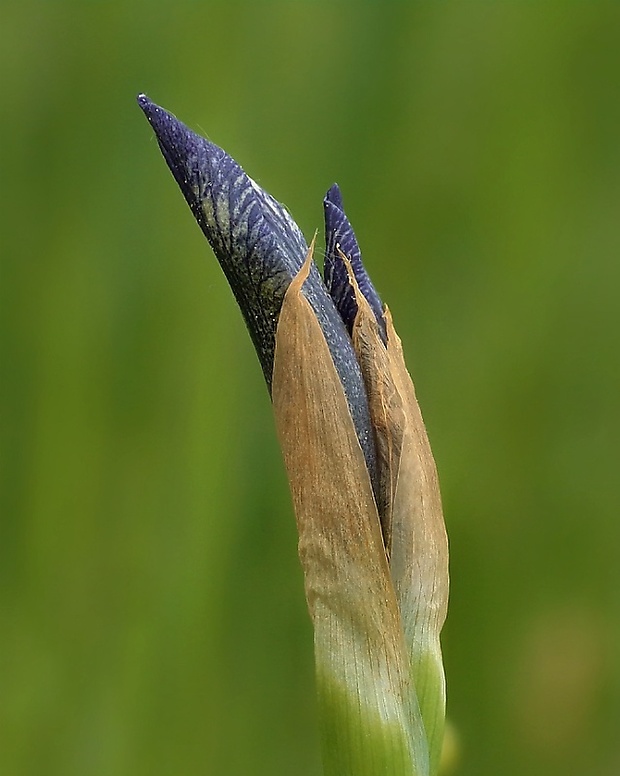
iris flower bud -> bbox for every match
[139,96,449,776]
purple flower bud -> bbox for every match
[138,96,377,484]
[323,184,386,343]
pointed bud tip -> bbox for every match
[135,94,209,213]
[323,182,387,343]
[324,183,343,210]
[136,94,175,135]
[136,93,159,121]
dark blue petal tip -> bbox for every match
[323,184,386,342]
[137,93,311,381]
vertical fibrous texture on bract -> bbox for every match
[350,288,449,775]
[138,95,449,776]
[272,243,429,776]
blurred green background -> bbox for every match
[2,2,619,774]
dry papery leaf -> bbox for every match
[351,274,449,775]
[272,241,429,776]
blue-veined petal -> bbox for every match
[323,184,386,342]
[138,96,376,482]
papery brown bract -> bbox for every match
[272,241,430,776]
[350,280,449,776]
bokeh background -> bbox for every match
[2,2,619,775]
